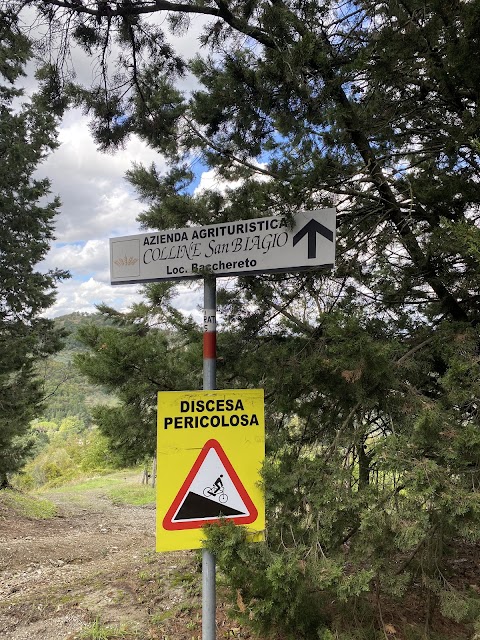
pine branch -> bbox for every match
[38,0,222,18]
[37,0,274,46]
[181,115,282,181]
[395,523,440,575]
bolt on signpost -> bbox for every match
[110,209,336,640]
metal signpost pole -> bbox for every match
[202,275,216,640]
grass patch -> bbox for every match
[75,616,139,639]
[107,483,155,507]
[43,472,134,494]
[149,609,175,625]
[36,470,156,509]
[38,470,150,495]
[0,489,57,519]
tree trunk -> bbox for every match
[358,445,371,490]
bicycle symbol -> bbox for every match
[203,485,228,503]
[203,474,228,503]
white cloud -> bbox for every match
[174,283,203,321]
[194,162,270,197]
[194,168,242,196]
[39,110,162,244]
[44,278,144,318]
[42,239,110,281]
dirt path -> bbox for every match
[0,488,202,640]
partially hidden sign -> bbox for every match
[157,389,265,552]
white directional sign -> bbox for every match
[110,208,335,284]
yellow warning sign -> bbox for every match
[156,389,265,552]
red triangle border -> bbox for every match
[162,439,258,531]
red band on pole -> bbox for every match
[203,331,216,359]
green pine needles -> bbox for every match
[0,9,68,487]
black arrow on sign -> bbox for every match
[292,219,334,259]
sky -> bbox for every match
[38,108,209,322]
[29,13,217,323]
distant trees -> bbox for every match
[38,358,109,426]
[0,10,68,487]
[74,302,202,464]
[19,416,122,488]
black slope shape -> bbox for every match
[174,492,245,521]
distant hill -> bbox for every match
[38,313,116,424]
[53,311,112,350]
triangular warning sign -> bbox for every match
[163,439,258,531]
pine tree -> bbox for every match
[0,9,68,487]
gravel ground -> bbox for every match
[0,487,200,639]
